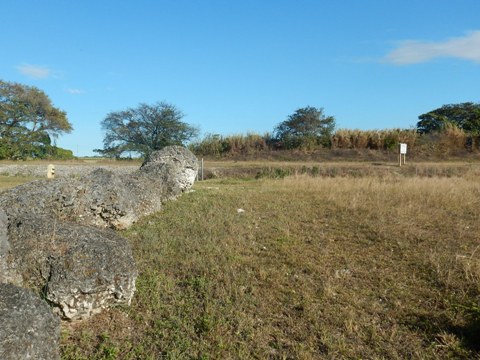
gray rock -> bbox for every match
[0,146,198,229]
[0,163,137,178]
[140,145,198,195]
[1,210,15,285]
[6,214,137,320]
[0,146,197,320]
[0,283,60,360]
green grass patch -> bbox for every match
[0,175,39,191]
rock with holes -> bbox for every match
[0,146,196,322]
[0,283,60,360]
[5,213,137,321]
[139,145,198,195]
[0,146,198,229]
[0,209,22,285]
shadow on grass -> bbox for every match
[404,311,480,355]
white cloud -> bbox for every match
[66,88,85,94]
[16,63,52,79]
[385,30,480,65]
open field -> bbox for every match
[1,161,480,359]
[0,175,39,190]
[202,160,480,180]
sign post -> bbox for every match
[399,143,407,167]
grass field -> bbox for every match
[1,162,480,359]
[0,175,39,190]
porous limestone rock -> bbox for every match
[139,145,198,195]
[0,146,198,229]
[0,146,197,320]
[6,213,137,320]
[0,283,60,360]
[0,146,198,358]
[0,209,22,285]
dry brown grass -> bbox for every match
[56,168,480,359]
[2,162,479,358]
[332,128,418,150]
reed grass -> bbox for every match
[190,126,480,159]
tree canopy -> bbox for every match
[417,102,480,135]
[0,80,72,159]
[274,106,335,149]
[96,102,198,158]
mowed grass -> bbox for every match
[56,170,480,359]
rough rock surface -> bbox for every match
[0,146,197,319]
[6,213,137,320]
[0,283,60,360]
[0,146,198,229]
[0,163,137,178]
[140,145,198,194]
[0,209,22,285]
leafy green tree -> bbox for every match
[274,106,335,149]
[96,102,198,158]
[417,102,480,134]
[0,80,72,159]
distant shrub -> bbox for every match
[415,123,470,155]
[51,147,75,160]
[255,167,293,179]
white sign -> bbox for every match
[399,143,407,154]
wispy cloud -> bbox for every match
[384,30,480,65]
[66,88,85,95]
[16,63,52,79]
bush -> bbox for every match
[51,147,75,160]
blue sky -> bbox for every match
[1,0,479,156]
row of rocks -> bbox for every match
[0,146,199,359]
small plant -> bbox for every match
[96,333,119,360]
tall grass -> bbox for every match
[331,128,418,150]
[61,170,480,359]
[190,126,480,159]
[189,133,272,157]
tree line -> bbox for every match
[1,79,480,160]
[99,101,480,158]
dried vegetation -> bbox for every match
[53,164,480,359]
